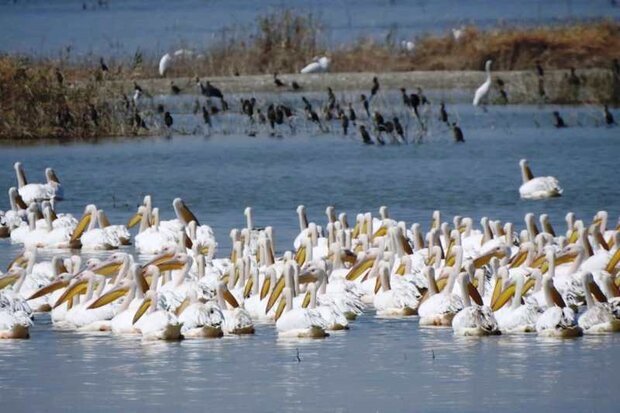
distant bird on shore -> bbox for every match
[55,68,64,86]
[393,117,405,143]
[348,103,357,124]
[604,105,616,126]
[401,88,411,108]
[170,81,181,95]
[159,53,173,77]
[360,94,370,117]
[164,112,173,128]
[359,125,373,144]
[451,122,465,142]
[567,67,581,87]
[100,57,109,73]
[535,60,544,77]
[496,77,508,104]
[340,113,349,135]
[553,111,566,128]
[300,56,330,74]
[274,73,286,88]
[196,78,227,110]
[439,102,448,123]
[202,106,212,128]
[370,76,380,97]
[473,59,492,106]
[291,81,301,90]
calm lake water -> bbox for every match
[0,102,619,412]
[1,0,619,57]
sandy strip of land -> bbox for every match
[101,69,616,104]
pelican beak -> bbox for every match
[342,250,357,265]
[531,254,546,269]
[274,296,287,321]
[589,281,608,303]
[7,252,27,270]
[88,286,130,309]
[473,249,506,268]
[178,203,200,226]
[458,224,467,233]
[490,278,503,307]
[509,249,527,268]
[297,270,319,285]
[294,245,306,266]
[92,261,123,277]
[70,213,91,243]
[222,288,239,309]
[175,297,191,316]
[200,246,210,255]
[491,281,516,311]
[436,276,448,292]
[374,276,382,294]
[132,297,152,324]
[522,277,536,296]
[265,276,285,314]
[395,262,405,276]
[567,230,579,244]
[243,277,253,299]
[345,257,374,281]
[28,279,70,300]
[142,252,176,269]
[468,280,484,306]
[425,254,436,267]
[556,251,577,265]
[444,254,456,267]
[605,249,620,274]
[53,278,88,308]
[127,212,142,228]
[352,222,360,239]
[550,285,566,308]
[0,273,20,290]
[260,277,271,300]
[154,258,186,272]
[301,291,311,308]
[372,226,387,239]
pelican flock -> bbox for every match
[1,162,618,341]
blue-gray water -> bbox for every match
[1,0,619,57]
[0,103,619,412]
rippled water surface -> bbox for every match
[0,104,619,412]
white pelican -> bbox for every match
[72,205,117,250]
[0,309,32,339]
[418,266,464,327]
[178,292,224,338]
[275,286,328,338]
[215,282,254,335]
[300,56,330,74]
[577,272,620,333]
[535,273,582,338]
[373,262,420,316]
[452,272,501,336]
[132,291,182,340]
[472,60,492,106]
[135,207,177,254]
[14,162,63,204]
[518,159,563,200]
[493,270,540,333]
[98,210,131,245]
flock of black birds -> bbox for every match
[119,59,618,142]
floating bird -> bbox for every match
[604,105,615,125]
[451,123,464,143]
[170,81,181,95]
[518,159,563,200]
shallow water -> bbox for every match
[0,103,619,412]
[1,0,619,57]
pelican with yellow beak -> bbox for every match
[216,282,254,335]
[0,308,32,339]
[14,162,64,204]
[452,272,501,336]
[373,262,420,316]
[518,159,563,200]
[275,286,328,339]
[418,266,464,327]
[132,290,183,340]
[577,272,620,333]
[535,273,582,338]
[493,270,540,333]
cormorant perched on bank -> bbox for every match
[604,105,615,126]
[553,111,566,128]
[452,123,464,142]
[359,125,373,144]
